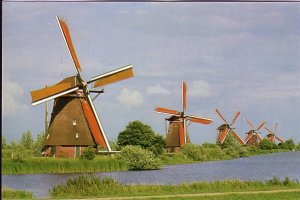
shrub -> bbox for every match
[80,146,96,160]
[259,138,274,150]
[180,143,206,161]
[278,139,295,150]
[118,145,162,170]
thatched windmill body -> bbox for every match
[155,81,213,152]
[31,17,134,158]
[244,119,265,146]
[215,109,245,145]
[265,123,284,144]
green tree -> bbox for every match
[20,131,33,150]
[117,121,166,155]
[33,132,46,155]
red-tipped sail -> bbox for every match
[57,17,82,73]
[182,81,187,112]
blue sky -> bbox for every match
[2,2,300,144]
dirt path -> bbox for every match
[78,189,300,200]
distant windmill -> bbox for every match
[30,17,134,157]
[244,118,266,146]
[215,109,245,145]
[265,123,284,144]
[155,81,213,152]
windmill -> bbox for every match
[244,118,266,146]
[30,17,134,157]
[265,123,284,144]
[154,81,213,152]
[215,109,245,145]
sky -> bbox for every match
[2,2,300,145]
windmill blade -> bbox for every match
[245,119,255,130]
[187,115,213,125]
[215,108,228,124]
[245,132,253,144]
[31,76,79,106]
[83,95,112,152]
[88,65,133,88]
[155,107,180,115]
[256,133,263,142]
[275,123,278,134]
[230,111,240,126]
[256,121,266,131]
[265,127,274,134]
[275,135,284,143]
[56,16,82,73]
[220,128,230,143]
[231,129,245,145]
[182,81,187,113]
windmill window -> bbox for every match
[47,134,50,139]
[73,119,77,126]
[75,132,79,138]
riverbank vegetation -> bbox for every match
[49,175,300,199]
[2,121,300,174]
[2,187,33,199]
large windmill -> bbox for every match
[244,119,266,146]
[215,109,245,145]
[31,17,134,158]
[265,123,284,144]
[154,81,213,152]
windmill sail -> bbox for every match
[31,16,134,157]
[89,65,134,88]
[155,81,212,152]
[215,108,244,145]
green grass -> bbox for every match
[140,191,300,200]
[49,175,300,199]
[1,146,293,174]
[2,156,127,174]
[2,187,33,199]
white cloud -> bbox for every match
[116,88,144,108]
[146,84,170,95]
[2,79,28,116]
[188,80,215,97]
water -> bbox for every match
[2,151,300,198]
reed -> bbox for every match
[1,187,33,199]
[49,175,300,199]
[2,156,127,174]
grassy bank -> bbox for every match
[49,175,300,199]
[2,156,127,174]
[1,146,294,174]
[2,187,33,199]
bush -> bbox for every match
[118,145,162,170]
[259,138,274,150]
[278,139,295,150]
[80,146,96,160]
[220,134,240,149]
[180,144,206,161]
